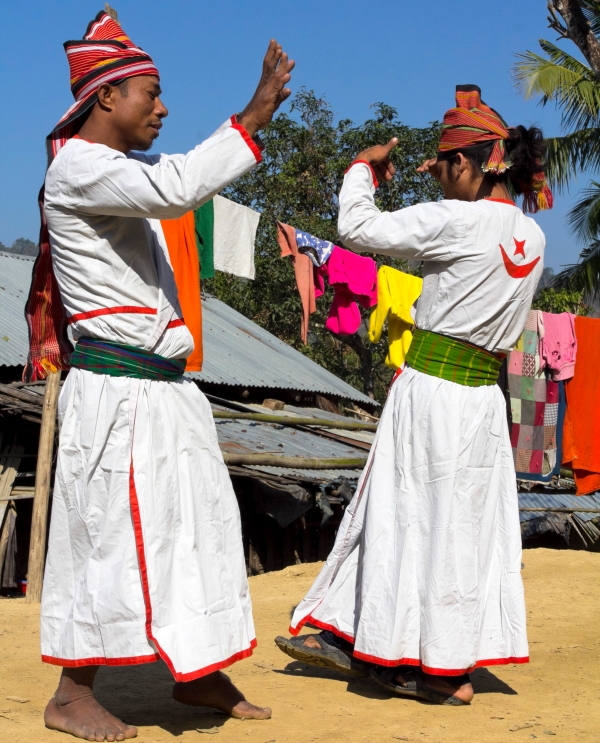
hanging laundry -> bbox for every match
[194,195,260,281]
[160,211,203,371]
[562,316,600,494]
[539,311,577,381]
[508,310,565,481]
[277,221,320,343]
[315,246,378,335]
[296,230,335,267]
[194,199,215,279]
[368,266,423,368]
[212,195,260,279]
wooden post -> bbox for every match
[25,371,61,604]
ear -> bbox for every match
[454,152,472,178]
[96,83,118,111]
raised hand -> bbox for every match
[416,157,442,180]
[237,40,295,137]
[353,138,398,183]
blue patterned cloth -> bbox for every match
[295,230,335,267]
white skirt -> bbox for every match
[290,367,528,675]
[41,368,256,681]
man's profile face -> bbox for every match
[111,75,168,152]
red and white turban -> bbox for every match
[47,10,159,161]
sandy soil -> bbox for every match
[0,547,599,743]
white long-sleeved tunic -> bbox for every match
[44,117,260,357]
[338,162,545,353]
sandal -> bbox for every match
[370,667,469,706]
[274,634,370,678]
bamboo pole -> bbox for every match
[221,453,367,469]
[213,411,378,432]
[519,507,600,513]
[26,371,61,604]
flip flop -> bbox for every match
[274,634,370,678]
[370,667,469,706]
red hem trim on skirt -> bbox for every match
[41,653,159,668]
[128,464,257,682]
[290,615,529,676]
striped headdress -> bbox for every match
[47,9,159,162]
[437,84,553,214]
[24,10,159,382]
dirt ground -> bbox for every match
[0,547,599,743]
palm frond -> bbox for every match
[553,239,600,297]
[513,43,600,131]
[545,129,600,188]
[582,1,600,36]
[568,181,600,242]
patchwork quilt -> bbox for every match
[508,311,565,481]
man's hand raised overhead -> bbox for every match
[238,40,295,137]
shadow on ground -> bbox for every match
[93,661,230,737]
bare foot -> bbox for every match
[44,667,138,741]
[394,670,474,704]
[172,671,271,720]
[301,635,321,649]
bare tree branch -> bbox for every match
[549,0,600,77]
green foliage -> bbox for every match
[204,90,442,402]
[513,7,600,295]
[0,237,38,256]
[532,286,589,315]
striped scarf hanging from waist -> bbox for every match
[405,328,503,387]
[70,338,186,381]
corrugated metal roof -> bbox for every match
[213,407,366,481]
[0,252,34,368]
[0,252,375,405]
[519,492,600,523]
[187,295,376,405]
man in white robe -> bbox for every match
[28,10,294,741]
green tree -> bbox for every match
[205,90,442,402]
[533,286,589,314]
[514,0,600,296]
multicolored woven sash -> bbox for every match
[71,338,186,381]
[405,329,503,387]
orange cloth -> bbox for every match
[160,212,203,372]
[277,221,316,344]
[562,316,600,494]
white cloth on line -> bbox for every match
[213,194,260,280]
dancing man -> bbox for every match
[27,10,293,740]
[277,85,550,705]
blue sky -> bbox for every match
[0,0,592,271]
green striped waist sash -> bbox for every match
[405,328,503,387]
[71,338,186,381]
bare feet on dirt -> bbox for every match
[44,666,137,741]
[172,670,271,719]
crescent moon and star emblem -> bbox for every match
[499,237,540,278]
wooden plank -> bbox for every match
[26,371,61,604]
[0,501,16,584]
[221,453,367,469]
[213,411,378,432]
[0,445,25,501]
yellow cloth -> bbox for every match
[369,267,423,368]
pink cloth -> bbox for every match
[539,312,577,381]
[315,246,378,335]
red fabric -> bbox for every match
[68,306,157,323]
[562,316,600,494]
[277,221,317,344]
[41,653,159,668]
[22,188,73,381]
[160,212,203,372]
[346,160,379,188]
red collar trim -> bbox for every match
[485,197,516,206]
[72,134,94,143]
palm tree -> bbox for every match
[514,0,600,296]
